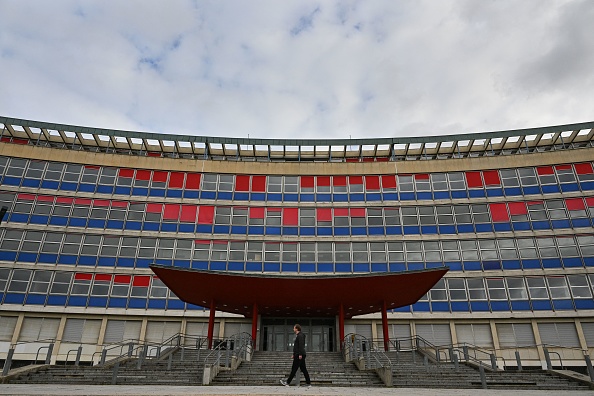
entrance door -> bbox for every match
[310,326,329,352]
[261,318,335,352]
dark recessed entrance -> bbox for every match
[261,318,335,352]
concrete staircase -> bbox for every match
[212,351,385,387]
[386,351,591,390]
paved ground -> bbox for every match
[0,385,591,396]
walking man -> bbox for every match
[280,324,311,387]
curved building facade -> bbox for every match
[1,116,594,367]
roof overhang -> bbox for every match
[150,265,448,318]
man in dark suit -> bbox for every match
[280,324,311,387]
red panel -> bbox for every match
[36,195,54,202]
[235,175,250,191]
[152,171,168,182]
[186,173,201,189]
[146,203,163,213]
[362,157,375,162]
[586,197,594,207]
[565,198,585,211]
[169,172,185,188]
[365,176,380,190]
[282,208,299,225]
[334,208,349,216]
[147,152,161,157]
[85,165,100,170]
[508,202,527,215]
[537,166,554,175]
[317,208,332,221]
[17,193,36,201]
[555,164,572,171]
[350,208,366,217]
[489,203,509,222]
[527,200,543,206]
[376,157,389,162]
[56,197,74,204]
[74,273,92,281]
[465,172,483,188]
[136,170,151,180]
[74,198,92,206]
[333,176,347,186]
[114,275,131,284]
[349,176,363,185]
[381,175,397,189]
[163,204,180,220]
[95,274,112,282]
[198,206,214,224]
[252,176,266,192]
[111,201,128,208]
[414,174,429,180]
[300,176,314,188]
[93,199,110,207]
[195,240,211,244]
[180,205,198,222]
[317,176,330,187]
[118,169,134,178]
[267,207,282,212]
[132,275,150,287]
[483,171,501,186]
[249,207,265,218]
[346,158,359,163]
[575,163,594,174]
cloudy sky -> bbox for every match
[0,0,592,140]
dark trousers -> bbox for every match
[287,355,311,384]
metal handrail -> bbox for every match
[203,332,253,369]
[342,333,392,370]
[10,338,56,348]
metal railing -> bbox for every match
[1,338,56,376]
[342,333,392,370]
[203,332,253,369]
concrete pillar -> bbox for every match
[10,313,25,344]
[52,316,68,364]
[207,300,216,349]
[139,317,148,343]
[574,319,588,351]
[530,320,546,369]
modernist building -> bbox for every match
[0,116,594,367]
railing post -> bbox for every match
[137,344,148,369]
[354,338,360,360]
[100,349,107,365]
[585,355,594,382]
[45,343,54,365]
[479,365,487,389]
[462,345,469,362]
[435,348,440,362]
[448,347,454,362]
[543,347,552,370]
[515,351,523,371]
[168,352,173,371]
[75,346,83,366]
[111,361,119,385]
[489,353,497,371]
[156,346,162,359]
[2,348,14,376]
[128,342,134,357]
[225,340,231,368]
[423,354,428,371]
[453,352,459,371]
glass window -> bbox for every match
[460,240,479,261]
[317,242,332,262]
[526,277,548,299]
[556,167,576,183]
[299,242,315,262]
[567,275,592,298]
[25,161,45,179]
[100,236,120,257]
[41,233,62,254]
[430,279,447,301]
[229,241,246,261]
[431,173,448,191]
[418,206,436,225]
[264,242,280,262]
[498,239,518,259]
[150,278,168,298]
[231,207,248,225]
[62,234,83,255]
[99,167,117,185]
[120,237,138,258]
[478,239,498,260]
[367,208,383,226]
[448,172,466,190]
[8,269,32,292]
[281,243,298,262]
[506,277,528,299]
[300,208,315,227]
[442,241,460,261]
[436,206,454,224]
[90,206,108,220]
[210,242,227,261]
[81,166,100,184]
[246,241,262,262]
[401,207,417,226]
[471,204,490,223]
[335,242,350,262]
[91,278,110,296]
[384,208,400,226]
[5,158,27,177]
[398,175,414,192]
[369,242,386,262]
[193,241,210,260]
[517,238,538,259]
[1,230,23,251]
[202,174,217,191]
[447,278,467,300]
[52,202,72,217]
[424,241,442,262]
[0,268,10,292]
[500,169,519,187]
[577,235,594,257]
[557,237,579,257]
[536,238,557,258]
[62,164,82,182]
[71,275,91,296]
[214,207,231,225]
[404,241,422,262]
[527,202,547,221]
[218,174,234,191]
[486,278,507,300]
[352,242,368,262]
[174,239,192,260]
[546,200,567,219]
[111,277,130,297]
[546,276,570,299]
[80,235,100,256]
[387,242,404,261]
[467,278,487,300]
[265,209,281,226]
[453,205,472,224]
[21,231,43,253]
[50,272,72,295]
[284,176,299,193]
[518,168,537,186]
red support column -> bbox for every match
[251,302,258,348]
[382,300,389,352]
[207,300,216,349]
[339,303,345,350]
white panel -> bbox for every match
[19,318,44,342]
[496,323,535,347]
[355,324,372,339]
[37,318,59,340]
[62,319,84,343]
[456,324,493,347]
[81,319,102,344]
[186,322,207,337]
[391,324,412,349]
[104,320,124,343]
[538,323,580,348]
[123,321,141,342]
[0,316,17,341]
[416,324,452,346]
[145,321,180,344]
[582,322,594,347]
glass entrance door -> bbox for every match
[261,318,335,352]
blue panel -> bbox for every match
[426,262,443,269]
[25,294,46,305]
[452,191,469,198]
[350,194,365,201]
[17,253,37,263]
[421,226,438,234]
[60,182,77,191]
[438,225,456,234]
[451,301,469,312]
[504,187,522,196]
[394,306,410,312]
[88,297,108,307]
[196,224,213,233]
[416,192,431,200]
[264,262,280,272]
[580,181,594,190]
[251,192,265,201]
[282,263,298,272]
[300,263,315,272]
[456,224,474,233]
[161,223,177,232]
[510,301,531,311]
[552,299,573,310]
[213,225,230,234]
[353,263,369,272]
[168,299,185,310]
[317,263,333,272]
[88,219,105,228]
[233,192,249,201]
[572,218,591,228]
[167,189,183,198]
[560,183,579,192]
[486,188,503,197]
[468,190,485,198]
[542,258,562,268]
[333,194,348,202]
[155,259,172,266]
[385,226,402,235]
[403,226,420,235]
[1,177,21,186]
[148,299,166,309]
[335,263,351,272]
[174,260,191,269]
[284,193,298,202]
[470,301,490,312]
[389,263,406,272]
[247,226,264,235]
[521,259,541,269]
[531,300,552,310]
[68,296,88,307]
[267,193,282,201]
[412,302,430,312]
[317,193,331,202]
[490,301,510,311]
[522,186,540,195]
[300,227,315,236]
[317,227,332,236]
[407,262,424,271]
[149,189,166,197]
[369,227,384,235]
[399,192,415,200]
[551,220,571,229]
[463,261,481,271]
[78,184,95,192]
[118,258,135,268]
[107,220,124,229]
[108,298,127,308]
[135,259,150,268]
[493,223,512,232]
[183,190,199,199]
[367,193,381,201]
[210,262,226,271]
[186,304,204,310]
[482,261,501,270]
[114,186,130,195]
[200,191,216,199]
[231,226,247,234]
[22,179,40,188]
[574,299,594,309]
[49,216,68,226]
[47,295,67,306]
[178,224,195,233]
[38,254,58,264]
[433,191,449,199]
[9,213,28,223]
[475,223,492,233]
[445,261,462,271]
[512,222,530,231]
[4,293,25,304]
[532,221,550,230]
[69,218,87,227]
[41,180,60,189]
[96,185,114,194]
[29,215,49,225]
[541,185,559,193]
[98,257,116,267]
[132,187,148,197]
[562,257,583,268]
[582,257,594,267]
[334,227,350,236]
[300,194,314,202]
[431,302,449,312]
[58,255,77,265]
[283,227,298,235]
[191,261,208,270]
[382,192,398,201]
[78,256,97,266]
[217,192,232,200]
[128,299,147,309]
[228,262,244,271]
[351,227,367,235]
[371,263,387,272]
